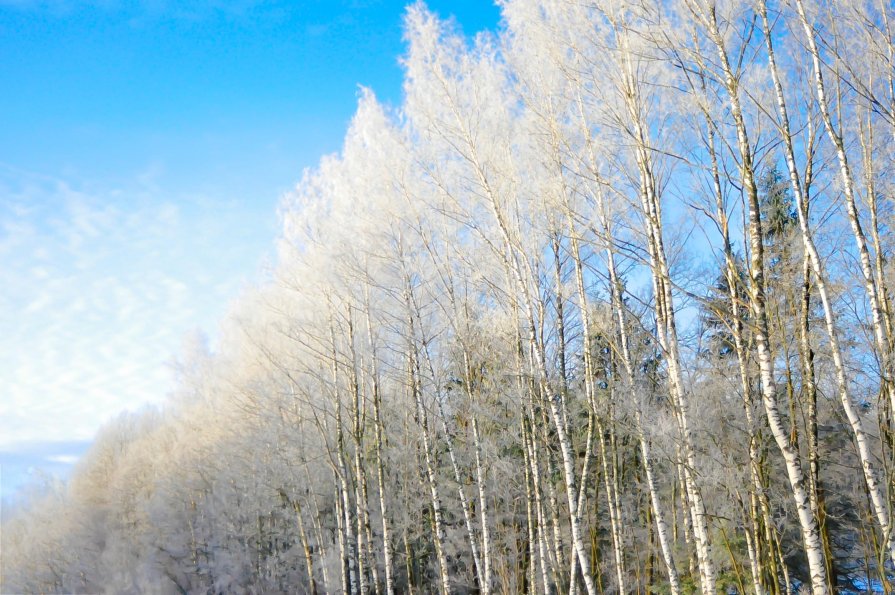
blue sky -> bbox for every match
[0,0,500,504]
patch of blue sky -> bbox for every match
[0,439,93,509]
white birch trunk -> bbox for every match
[406,315,452,595]
[770,0,895,569]
[362,301,395,595]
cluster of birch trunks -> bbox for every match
[4,0,895,593]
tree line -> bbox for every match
[3,0,894,593]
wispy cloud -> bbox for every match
[0,164,272,452]
[45,454,80,464]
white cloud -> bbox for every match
[45,454,79,464]
[0,164,273,450]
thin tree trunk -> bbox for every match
[596,420,626,593]
[607,17,717,590]
[696,76,777,593]
[346,308,371,595]
[362,296,395,595]
[291,495,318,595]
[402,279,452,595]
